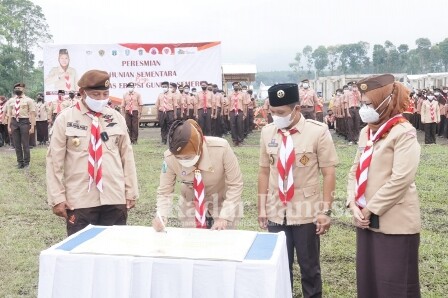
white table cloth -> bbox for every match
[38,225,291,298]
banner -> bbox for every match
[43,42,222,104]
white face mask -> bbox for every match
[85,95,109,113]
[184,89,190,93]
[434,92,440,96]
[162,87,168,93]
[272,108,296,129]
[427,95,434,101]
[302,83,309,89]
[359,94,392,123]
[177,155,200,168]
[359,105,380,123]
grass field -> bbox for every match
[0,128,447,297]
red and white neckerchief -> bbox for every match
[353,91,359,107]
[0,100,5,121]
[202,91,207,112]
[355,115,406,208]
[277,128,299,205]
[233,92,239,115]
[128,93,134,115]
[65,74,71,90]
[194,169,207,228]
[429,101,435,122]
[14,96,21,120]
[76,102,103,192]
[163,93,168,112]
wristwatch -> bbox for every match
[321,209,332,217]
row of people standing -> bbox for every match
[155,81,256,146]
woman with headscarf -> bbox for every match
[153,119,243,231]
[346,74,421,298]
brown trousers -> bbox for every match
[125,110,139,143]
[11,118,31,166]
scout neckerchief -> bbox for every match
[355,114,406,208]
[163,93,168,112]
[128,92,134,115]
[277,127,299,205]
[353,90,359,107]
[194,168,206,228]
[65,74,71,90]
[202,91,207,113]
[76,102,103,193]
[233,92,239,115]
[429,101,435,122]
[14,96,21,120]
[56,96,63,114]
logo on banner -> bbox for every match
[86,50,92,55]
[177,49,185,55]
[150,47,159,55]
[112,50,118,56]
[138,49,144,56]
[162,47,172,55]
[99,50,105,57]
[125,49,130,56]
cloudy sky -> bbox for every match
[33,0,448,71]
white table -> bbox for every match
[38,225,291,298]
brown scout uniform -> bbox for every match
[155,91,176,144]
[35,101,50,144]
[122,90,143,143]
[299,88,318,120]
[228,91,246,144]
[45,66,78,92]
[259,116,338,225]
[47,102,138,208]
[156,137,243,228]
[194,90,215,136]
[7,94,35,167]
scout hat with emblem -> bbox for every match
[168,119,204,156]
[268,83,299,107]
[356,74,394,94]
[58,89,65,94]
[78,70,110,90]
[301,79,309,83]
[126,82,135,88]
[59,49,69,55]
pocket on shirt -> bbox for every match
[65,128,87,152]
[103,131,124,152]
[295,146,317,167]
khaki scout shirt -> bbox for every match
[345,90,361,108]
[35,102,50,121]
[213,92,224,108]
[346,122,421,234]
[156,137,243,227]
[50,99,71,115]
[45,66,78,92]
[195,90,215,110]
[46,102,139,208]
[122,91,142,112]
[421,100,440,124]
[171,91,182,109]
[7,96,36,118]
[299,88,318,107]
[155,92,175,112]
[228,91,246,114]
[259,115,338,225]
[332,96,342,117]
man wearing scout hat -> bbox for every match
[122,82,143,144]
[6,83,36,168]
[257,83,338,297]
[153,119,243,231]
[46,69,139,236]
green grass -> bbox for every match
[0,130,447,297]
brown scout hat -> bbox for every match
[268,83,299,107]
[357,74,395,94]
[14,83,25,88]
[168,119,203,156]
[59,49,69,55]
[78,70,110,90]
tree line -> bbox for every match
[290,38,448,78]
[0,0,51,97]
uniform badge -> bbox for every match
[72,137,80,147]
[268,139,278,147]
[299,155,309,165]
[269,155,275,165]
[161,161,167,173]
[181,171,186,176]
[360,83,368,91]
